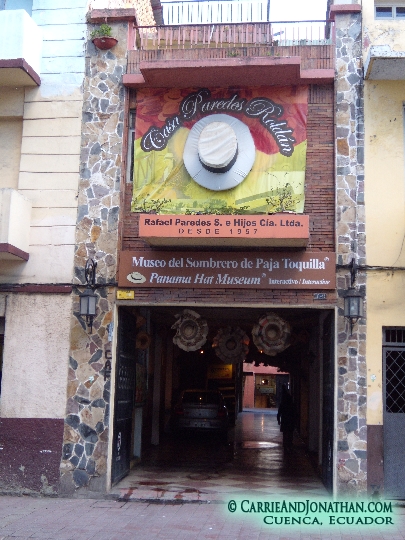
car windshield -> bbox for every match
[182,392,221,405]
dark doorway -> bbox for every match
[321,311,335,492]
[112,308,148,484]
[383,327,405,499]
[112,306,335,493]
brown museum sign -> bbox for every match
[118,251,336,290]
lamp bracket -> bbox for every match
[349,257,357,287]
[85,258,97,287]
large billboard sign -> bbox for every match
[133,86,308,215]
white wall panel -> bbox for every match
[19,189,78,208]
[34,0,88,10]
[33,7,86,25]
[0,294,72,419]
[22,118,81,137]
[40,23,86,41]
[24,100,83,119]
[21,136,81,155]
[41,56,87,75]
[30,224,76,245]
[31,207,78,227]
[19,172,80,190]
[0,244,76,283]
[42,39,85,58]
[20,154,80,173]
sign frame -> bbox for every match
[118,250,336,290]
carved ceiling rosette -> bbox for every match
[212,326,250,364]
[171,309,208,352]
[252,312,291,356]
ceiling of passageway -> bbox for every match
[147,305,322,331]
[122,305,331,369]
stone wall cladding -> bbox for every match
[134,0,157,26]
[334,10,367,495]
[89,0,157,26]
[60,22,128,495]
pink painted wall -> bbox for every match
[242,364,288,409]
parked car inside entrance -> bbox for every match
[173,390,229,435]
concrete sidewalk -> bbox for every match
[1,495,405,540]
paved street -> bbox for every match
[0,495,405,540]
[1,410,404,539]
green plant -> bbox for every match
[266,183,301,213]
[90,24,113,39]
[131,197,171,213]
[185,204,250,215]
[227,49,240,57]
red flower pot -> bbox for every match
[92,37,118,50]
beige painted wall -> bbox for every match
[0,119,23,190]
[0,0,86,284]
[363,0,405,60]
[364,79,405,424]
[0,88,24,116]
[366,272,405,424]
[0,294,72,419]
[0,89,24,191]
[0,95,83,284]
[0,93,82,281]
[364,81,405,266]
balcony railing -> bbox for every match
[133,21,333,50]
[161,0,270,25]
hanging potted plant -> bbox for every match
[90,24,118,50]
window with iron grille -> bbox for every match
[384,327,405,345]
[384,327,405,413]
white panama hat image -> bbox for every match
[183,113,256,191]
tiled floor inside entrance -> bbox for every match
[111,409,329,502]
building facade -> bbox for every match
[0,0,157,496]
[59,1,368,498]
[0,0,88,494]
[0,0,380,499]
[363,0,405,499]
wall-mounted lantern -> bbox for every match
[344,289,364,335]
[79,259,97,333]
[343,258,364,336]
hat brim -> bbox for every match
[183,114,256,191]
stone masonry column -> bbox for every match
[59,20,128,495]
[333,3,367,495]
